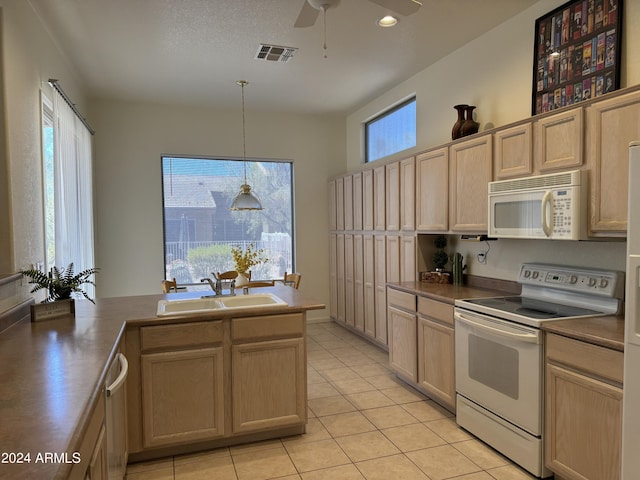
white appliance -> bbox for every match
[106,352,129,480]
[455,263,623,478]
[488,169,588,240]
[622,141,640,479]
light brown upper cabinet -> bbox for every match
[399,157,415,231]
[493,122,533,180]
[385,161,400,231]
[362,169,374,231]
[586,89,640,236]
[416,147,449,232]
[328,180,337,231]
[343,174,353,231]
[449,134,493,233]
[534,107,584,173]
[353,172,363,231]
[335,177,344,231]
[373,165,386,231]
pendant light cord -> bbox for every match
[238,80,248,183]
[322,6,328,59]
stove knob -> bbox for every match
[570,275,578,284]
[532,271,539,279]
[523,270,531,278]
[599,278,609,288]
[588,277,597,287]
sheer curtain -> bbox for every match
[51,88,95,299]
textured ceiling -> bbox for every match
[29,0,540,115]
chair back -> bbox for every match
[215,271,239,280]
[244,280,275,288]
[283,272,302,289]
[161,278,178,293]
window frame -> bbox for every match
[160,155,295,283]
[365,96,417,163]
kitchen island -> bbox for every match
[0,286,323,480]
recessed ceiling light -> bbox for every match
[378,15,398,27]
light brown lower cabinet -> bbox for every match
[387,287,456,413]
[68,393,108,480]
[127,314,307,457]
[545,333,623,480]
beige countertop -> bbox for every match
[387,280,624,351]
[0,286,323,480]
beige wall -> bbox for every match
[347,0,639,280]
[89,98,345,321]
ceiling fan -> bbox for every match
[294,0,423,28]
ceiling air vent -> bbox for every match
[255,44,298,63]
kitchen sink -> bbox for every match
[157,293,287,316]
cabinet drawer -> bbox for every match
[232,313,304,342]
[141,321,223,351]
[546,333,623,385]
[417,297,454,326]
[386,288,416,312]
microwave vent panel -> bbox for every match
[489,170,583,194]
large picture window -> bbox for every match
[365,97,416,162]
[161,157,294,283]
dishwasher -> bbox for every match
[106,352,129,480]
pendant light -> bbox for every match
[230,80,263,211]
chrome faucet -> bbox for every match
[200,276,222,295]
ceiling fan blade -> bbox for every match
[294,1,320,27]
[368,0,422,16]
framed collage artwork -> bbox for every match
[532,0,622,115]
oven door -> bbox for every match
[455,308,543,436]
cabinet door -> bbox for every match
[363,234,376,339]
[374,165,386,231]
[336,233,346,323]
[344,234,355,328]
[587,89,640,235]
[388,306,417,382]
[374,235,387,345]
[416,148,449,232]
[354,234,365,332]
[400,235,416,282]
[386,235,400,283]
[386,161,400,230]
[449,134,493,232]
[141,347,225,448]
[534,107,583,173]
[493,122,533,179]
[418,316,455,412]
[353,172,363,231]
[545,363,622,480]
[86,425,107,480]
[336,177,344,231]
[329,234,338,319]
[344,175,353,231]
[328,180,337,231]
[400,157,415,231]
[232,337,306,433]
[362,169,374,231]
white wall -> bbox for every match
[347,0,640,280]
[0,0,87,273]
[90,98,345,320]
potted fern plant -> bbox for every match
[21,263,99,321]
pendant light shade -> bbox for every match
[230,80,263,211]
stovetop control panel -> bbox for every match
[519,263,624,298]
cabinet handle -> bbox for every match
[107,353,129,397]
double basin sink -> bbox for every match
[157,293,288,316]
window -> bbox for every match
[161,157,294,283]
[40,87,95,297]
[365,97,416,162]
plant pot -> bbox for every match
[30,298,75,322]
[236,272,249,287]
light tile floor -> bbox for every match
[125,321,537,480]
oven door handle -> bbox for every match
[455,312,541,344]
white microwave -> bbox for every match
[488,169,588,240]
